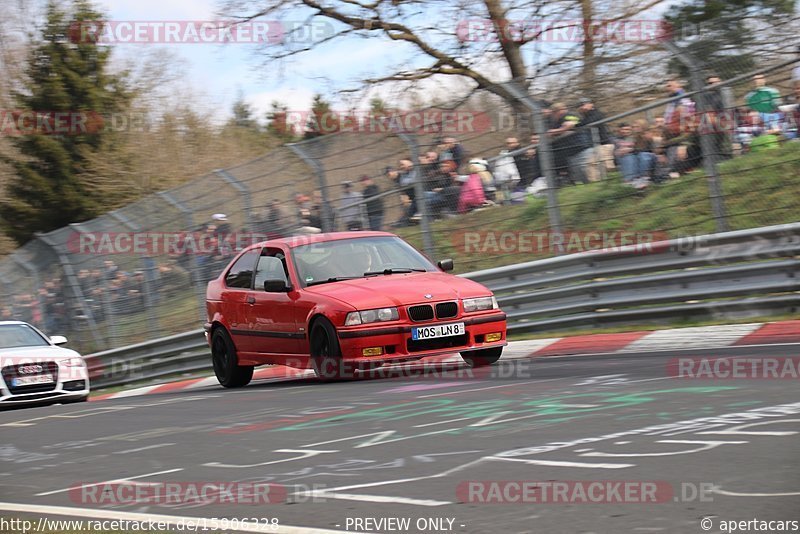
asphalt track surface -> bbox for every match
[1,343,799,534]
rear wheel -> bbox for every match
[461,346,502,367]
[310,319,351,381]
[211,328,253,388]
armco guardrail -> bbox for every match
[86,223,800,389]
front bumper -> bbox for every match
[0,364,90,408]
[337,312,507,364]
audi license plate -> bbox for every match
[12,374,54,387]
[411,322,465,340]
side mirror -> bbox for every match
[50,335,68,346]
[264,279,290,292]
[437,259,454,272]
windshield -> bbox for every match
[0,324,51,349]
[292,236,435,287]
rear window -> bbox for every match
[225,250,259,289]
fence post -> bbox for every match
[501,82,563,234]
[157,191,207,322]
[396,132,435,258]
[35,232,104,349]
[214,169,253,231]
[287,143,335,233]
[10,254,47,328]
[662,40,729,233]
[108,210,164,337]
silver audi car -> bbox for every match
[0,321,90,408]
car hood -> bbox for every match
[306,271,493,309]
[0,345,81,365]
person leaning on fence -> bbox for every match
[338,181,365,231]
[662,78,697,177]
[577,97,614,182]
[392,158,418,227]
[547,103,588,185]
[360,175,384,231]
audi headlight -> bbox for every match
[59,357,86,367]
[462,296,498,312]
[345,307,399,326]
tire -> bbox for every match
[461,346,503,367]
[211,328,254,388]
[310,318,351,381]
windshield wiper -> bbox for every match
[306,276,363,287]
[364,268,427,276]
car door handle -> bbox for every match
[246,296,256,304]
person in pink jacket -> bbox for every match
[457,159,488,213]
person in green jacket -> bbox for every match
[746,74,783,130]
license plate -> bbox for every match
[12,374,54,387]
[412,322,465,340]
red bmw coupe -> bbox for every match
[205,231,507,385]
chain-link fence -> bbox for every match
[1,34,798,353]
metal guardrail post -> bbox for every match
[214,169,254,231]
[502,81,563,234]
[662,40,729,233]
[35,232,104,349]
[287,143,335,233]
[397,132,435,258]
[157,191,207,322]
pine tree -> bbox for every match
[304,94,339,139]
[266,100,294,140]
[0,0,132,244]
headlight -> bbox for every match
[59,357,86,367]
[462,296,497,312]
[345,307,399,326]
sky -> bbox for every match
[93,0,422,122]
[87,0,683,124]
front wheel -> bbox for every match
[461,346,502,367]
[310,319,351,381]
[211,328,253,388]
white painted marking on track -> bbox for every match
[710,487,800,497]
[622,323,763,352]
[696,419,800,436]
[110,385,160,398]
[581,439,748,458]
[35,468,184,496]
[0,502,349,533]
[112,443,176,455]
[486,456,634,469]
[306,491,451,506]
[203,449,338,468]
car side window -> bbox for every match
[225,250,259,289]
[254,249,289,290]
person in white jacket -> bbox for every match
[493,140,521,203]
